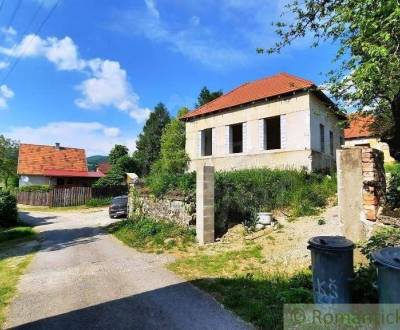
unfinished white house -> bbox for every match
[181,72,345,172]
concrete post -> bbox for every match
[337,147,386,242]
[196,165,215,245]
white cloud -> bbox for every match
[0,35,85,71]
[75,59,151,123]
[1,27,17,37]
[0,84,14,109]
[0,34,150,122]
[3,121,136,156]
[0,61,9,70]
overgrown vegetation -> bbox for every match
[214,169,336,232]
[0,135,19,190]
[386,169,400,210]
[108,217,196,252]
[85,197,112,207]
[0,191,18,228]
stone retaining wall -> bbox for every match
[128,188,195,226]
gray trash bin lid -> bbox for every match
[308,236,354,252]
[372,247,400,270]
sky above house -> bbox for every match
[0,0,339,156]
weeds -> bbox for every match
[108,217,196,252]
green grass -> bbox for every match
[0,227,36,246]
[168,245,312,330]
[108,217,196,252]
[0,227,37,328]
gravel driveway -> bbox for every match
[5,209,250,330]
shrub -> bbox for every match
[214,169,337,233]
[18,185,50,192]
[0,191,18,227]
[360,226,400,262]
[386,171,400,209]
[85,198,112,207]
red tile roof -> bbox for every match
[344,115,375,139]
[181,72,316,120]
[97,162,112,174]
[43,170,105,178]
[18,144,88,176]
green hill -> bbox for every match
[87,155,108,171]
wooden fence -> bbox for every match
[17,185,128,207]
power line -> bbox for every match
[0,0,5,14]
[21,0,44,37]
[0,0,60,85]
[6,0,22,28]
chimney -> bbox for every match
[55,142,60,150]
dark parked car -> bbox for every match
[109,195,128,218]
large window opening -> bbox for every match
[320,124,325,153]
[230,123,243,153]
[266,116,281,150]
[201,128,213,156]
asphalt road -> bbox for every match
[5,209,250,330]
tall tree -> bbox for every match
[196,87,223,108]
[0,135,19,189]
[152,107,189,175]
[134,103,170,176]
[108,145,129,165]
[262,0,400,160]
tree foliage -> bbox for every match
[263,0,400,160]
[94,146,139,187]
[134,103,170,176]
[108,145,129,165]
[147,108,190,195]
[196,86,223,108]
[0,135,19,189]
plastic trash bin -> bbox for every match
[372,247,400,304]
[308,236,355,303]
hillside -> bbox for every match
[87,155,108,171]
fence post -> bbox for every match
[196,165,215,245]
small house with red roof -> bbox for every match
[181,72,345,172]
[96,162,112,175]
[344,115,395,163]
[17,143,105,187]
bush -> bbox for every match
[85,198,112,207]
[147,172,195,197]
[18,185,50,192]
[214,169,337,233]
[386,171,400,209]
[0,191,18,227]
[360,226,400,262]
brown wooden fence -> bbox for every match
[17,185,128,207]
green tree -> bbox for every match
[196,87,223,108]
[262,0,400,160]
[0,135,19,189]
[108,145,129,165]
[147,108,190,196]
[134,103,170,176]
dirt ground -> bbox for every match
[178,206,350,273]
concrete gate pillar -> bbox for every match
[337,147,386,242]
[196,165,215,245]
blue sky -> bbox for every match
[0,0,338,156]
